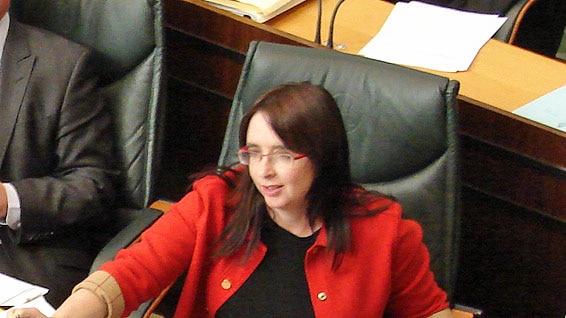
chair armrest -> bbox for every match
[90,207,163,273]
[89,206,165,318]
[149,199,173,213]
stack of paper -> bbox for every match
[0,273,54,317]
[359,1,507,72]
[234,0,289,15]
[204,0,306,23]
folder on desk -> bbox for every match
[513,85,566,132]
[203,0,306,23]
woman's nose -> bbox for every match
[257,156,276,177]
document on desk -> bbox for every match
[359,1,507,72]
[0,297,55,318]
[513,85,566,132]
[203,0,306,23]
[0,273,54,316]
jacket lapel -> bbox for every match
[0,20,34,166]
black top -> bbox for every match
[216,214,318,317]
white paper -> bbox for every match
[359,1,507,72]
[513,85,566,132]
[0,273,54,317]
[0,296,55,318]
[0,273,49,307]
[238,0,289,14]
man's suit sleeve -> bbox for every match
[11,47,118,243]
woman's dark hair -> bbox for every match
[215,82,386,268]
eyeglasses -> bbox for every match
[238,146,306,169]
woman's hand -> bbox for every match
[6,307,47,318]
[6,289,107,318]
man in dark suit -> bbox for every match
[0,0,117,307]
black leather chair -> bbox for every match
[10,0,166,316]
[493,0,533,43]
[218,41,461,299]
[132,41,470,318]
[497,0,566,59]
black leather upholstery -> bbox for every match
[504,0,566,59]
[493,0,530,42]
[218,41,461,297]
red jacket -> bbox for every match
[102,173,449,317]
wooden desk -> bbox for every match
[268,0,566,112]
[164,0,566,217]
[267,0,566,220]
[160,0,566,316]
[266,0,566,220]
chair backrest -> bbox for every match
[10,0,165,214]
[218,41,461,297]
[493,0,532,42]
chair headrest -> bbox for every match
[10,0,159,80]
[221,41,457,184]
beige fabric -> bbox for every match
[430,308,455,318]
[72,270,125,318]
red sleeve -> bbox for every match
[100,192,199,315]
[385,219,450,317]
[100,175,228,316]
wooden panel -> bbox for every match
[155,77,232,200]
[166,29,245,97]
[455,187,566,317]
[461,135,566,219]
[459,98,566,170]
[458,99,566,220]
[164,0,317,54]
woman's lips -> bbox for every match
[261,185,283,196]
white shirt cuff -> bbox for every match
[1,183,21,229]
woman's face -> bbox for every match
[245,111,315,216]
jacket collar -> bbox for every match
[0,19,34,165]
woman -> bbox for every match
[10,83,453,317]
